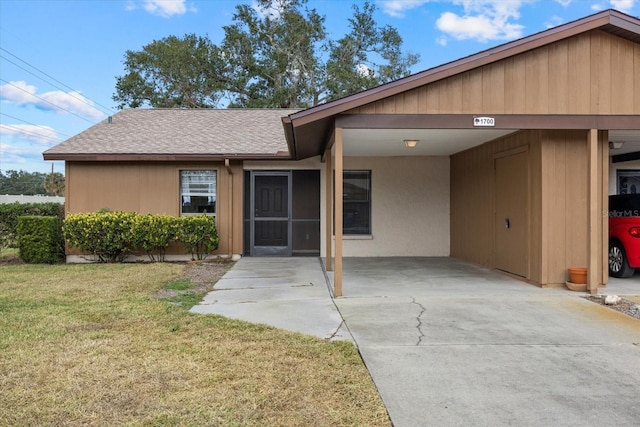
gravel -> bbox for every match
[584,295,640,320]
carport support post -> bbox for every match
[587,129,599,295]
[334,128,344,297]
[325,145,332,272]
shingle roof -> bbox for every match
[44,108,299,161]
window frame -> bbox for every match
[617,169,640,195]
[179,169,217,217]
[339,170,372,236]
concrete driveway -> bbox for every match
[329,258,640,427]
[193,257,640,426]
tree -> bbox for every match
[113,34,225,109]
[113,0,419,109]
[325,2,420,100]
[43,166,65,196]
[1,170,44,195]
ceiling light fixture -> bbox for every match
[404,139,418,148]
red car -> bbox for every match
[609,194,640,278]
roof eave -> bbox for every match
[43,152,292,162]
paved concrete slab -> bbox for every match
[190,257,350,341]
[193,256,640,426]
[330,258,640,427]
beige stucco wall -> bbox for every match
[245,155,450,257]
[339,156,450,257]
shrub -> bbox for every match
[131,214,179,262]
[0,202,64,250]
[62,212,219,262]
[176,215,219,260]
[63,211,137,262]
[17,216,63,263]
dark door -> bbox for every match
[495,151,528,277]
[251,172,291,256]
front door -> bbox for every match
[251,172,292,256]
[495,151,528,277]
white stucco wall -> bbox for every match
[339,156,450,257]
[609,159,640,195]
[244,155,450,257]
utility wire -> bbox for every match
[0,123,63,143]
[0,47,115,114]
[0,54,113,117]
[0,112,73,139]
[0,78,97,124]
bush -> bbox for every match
[63,212,219,262]
[131,214,179,262]
[176,215,219,260]
[17,216,63,263]
[63,211,137,262]
[0,202,64,250]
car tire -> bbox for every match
[609,240,635,278]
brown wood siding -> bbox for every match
[450,131,542,282]
[452,129,609,286]
[65,161,244,256]
[539,130,608,285]
[346,31,640,116]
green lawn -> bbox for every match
[0,263,389,426]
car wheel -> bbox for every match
[609,241,635,278]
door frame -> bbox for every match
[493,146,530,277]
[249,170,292,256]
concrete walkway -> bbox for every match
[192,257,640,426]
[190,257,351,341]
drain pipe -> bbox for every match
[224,159,233,259]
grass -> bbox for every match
[0,263,390,426]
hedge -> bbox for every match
[17,216,64,263]
[0,202,64,250]
[63,212,219,262]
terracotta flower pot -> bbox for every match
[568,267,587,284]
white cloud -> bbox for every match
[0,124,59,145]
[591,2,605,10]
[126,0,196,18]
[435,0,527,43]
[0,81,104,120]
[554,0,572,6]
[378,0,430,18]
[356,63,374,77]
[545,15,564,28]
[610,0,636,12]
[251,0,284,20]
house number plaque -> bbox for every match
[473,116,495,127]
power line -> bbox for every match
[0,78,97,124]
[0,112,73,139]
[0,123,62,143]
[0,47,115,115]
[0,54,113,117]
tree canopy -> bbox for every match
[113,0,419,109]
[0,170,64,196]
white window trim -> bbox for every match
[180,169,217,217]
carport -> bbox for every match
[283,9,640,296]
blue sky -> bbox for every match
[1,0,638,174]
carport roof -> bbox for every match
[283,9,640,160]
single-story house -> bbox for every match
[44,9,640,295]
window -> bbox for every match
[343,170,371,235]
[180,170,216,215]
[617,170,640,195]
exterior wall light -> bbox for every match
[404,139,418,148]
[609,141,624,149]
